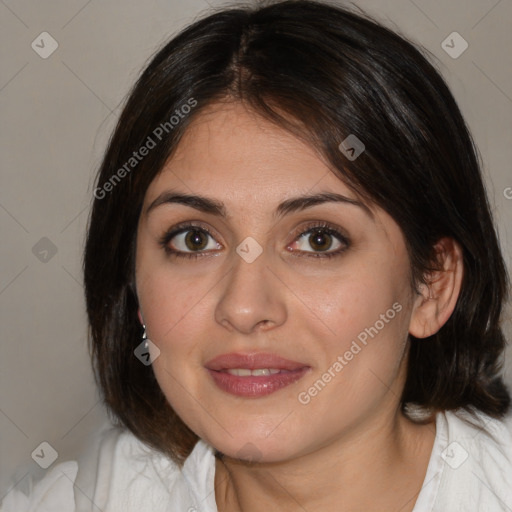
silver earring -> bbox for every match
[142,325,148,349]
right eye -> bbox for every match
[159,224,222,259]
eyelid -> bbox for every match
[160,220,221,242]
[288,221,349,244]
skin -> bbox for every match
[135,102,463,511]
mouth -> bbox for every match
[205,352,311,397]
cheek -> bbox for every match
[292,264,410,398]
[136,247,208,337]
[137,267,213,419]
[292,262,404,346]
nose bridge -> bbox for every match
[214,243,287,333]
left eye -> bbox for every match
[291,228,346,253]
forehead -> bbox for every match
[145,101,359,206]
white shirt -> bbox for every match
[2,407,511,511]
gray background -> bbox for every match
[1,0,511,501]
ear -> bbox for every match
[137,309,144,326]
[409,237,464,339]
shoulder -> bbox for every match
[432,408,512,512]
[0,423,216,512]
[78,425,217,511]
[0,460,78,512]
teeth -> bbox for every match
[225,368,282,376]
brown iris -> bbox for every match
[185,229,209,251]
[308,230,333,251]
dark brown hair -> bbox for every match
[83,0,510,465]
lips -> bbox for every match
[205,352,310,397]
[205,352,308,371]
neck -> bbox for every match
[215,408,436,512]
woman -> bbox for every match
[3,1,511,511]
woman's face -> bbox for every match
[135,102,419,462]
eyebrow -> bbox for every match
[145,190,373,220]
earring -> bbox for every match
[142,325,148,349]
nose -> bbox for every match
[214,249,287,335]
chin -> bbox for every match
[204,428,303,464]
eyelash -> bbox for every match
[158,221,350,260]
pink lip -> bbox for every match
[205,352,310,397]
